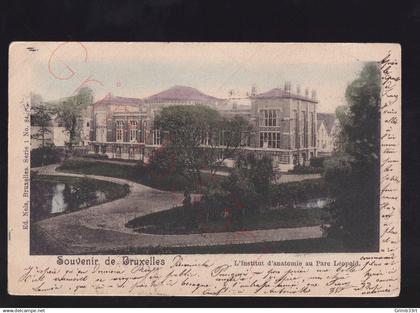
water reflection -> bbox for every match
[51,183,68,214]
[31,179,108,222]
[295,198,331,209]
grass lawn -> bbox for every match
[126,205,330,235]
[57,159,223,192]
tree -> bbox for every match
[31,93,53,150]
[226,153,274,215]
[203,115,254,177]
[54,87,93,149]
[324,62,381,250]
[30,94,57,166]
[153,105,253,190]
[198,153,275,226]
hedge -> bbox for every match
[269,178,329,207]
[30,147,61,167]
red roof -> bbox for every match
[252,88,317,103]
[147,86,222,102]
[94,93,143,107]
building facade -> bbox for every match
[317,113,339,156]
[87,84,319,171]
[249,82,317,170]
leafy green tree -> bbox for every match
[153,105,253,190]
[204,153,274,226]
[53,87,93,149]
[31,94,53,150]
[324,62,381,250]
[228,153,274,211]
[205,115,254,176]
[30,94,59,166]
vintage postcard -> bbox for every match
[8,42,401,296]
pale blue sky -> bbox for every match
[29,43,366,113]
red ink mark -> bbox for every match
[72,75,105,95]
[48,42,88,80]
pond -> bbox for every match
[30,176,129,222]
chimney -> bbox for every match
[311,89,317,100]
[296,85,301,95]
[284,81,292,93]
[251,84,257,97]
[305,88,309,97]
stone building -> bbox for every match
[249,82,318,170]
[30,121,69,149]
[88,94,146,160]
[87,84,319,171]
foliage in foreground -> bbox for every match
[324,62,381,251]
[126,177,329,234]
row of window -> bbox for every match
[260,109,278,127]
[259,132,281,149]
[293,110,316,148]
[115,120,143,143]
[260,109,316,148]
[105,128,318,150]
[94,145,141,158]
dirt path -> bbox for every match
[32,164,324,254]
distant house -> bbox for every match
[317,113,339,156]
[30,114,69,150]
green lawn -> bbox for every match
[57,159,224,192]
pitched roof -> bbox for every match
[94,93,143,107]
[147,85,222,102]
[317,113,336,134]
[252,88,317,103]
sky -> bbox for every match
[26,43,372,113]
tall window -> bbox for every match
[129,147,135,158]
[261,109,277,126]
[311,112,316,147]
[219,130,237,147]
[302,111,308,148]
[259,132,281,148]
[153,129,161,145]
[129,120,138,142]
[294,110,299,148]
[115,146,122,158]
[200,131,210,145]
[116,120,124,142]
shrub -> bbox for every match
[310,156,330,168]
[30,147,61,167]
[269,179,328,208]
[85,153,109,160]
[289,165,324,174]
